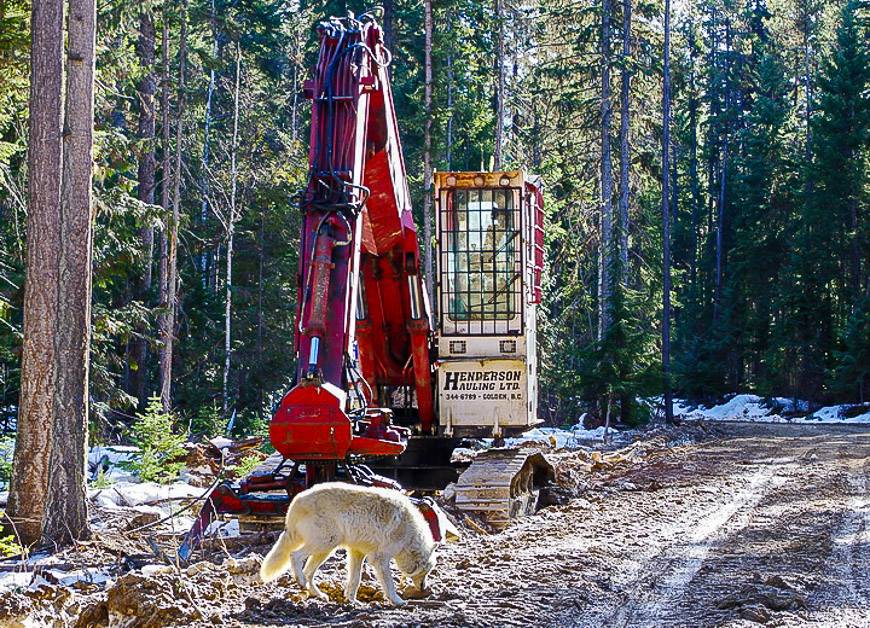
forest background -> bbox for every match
[0,0,867,438]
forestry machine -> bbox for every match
[180,12,551,559]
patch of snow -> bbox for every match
[700,395,778,422]
[208,436,234,450]
[0,570,33,593]
[449,447,476,462]
[502,423,622,450]
[505,427,572,449]
[88,445,139,483]
[89,481,202,509]
[675,394,870,425]
[45,567,112,587]
[809,405,870,424]
[571,425,613,441]
[205,518,240,538]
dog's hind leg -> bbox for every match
[291,550,308,588]
[371,554,406,607]
[302,550,332,601]
[344,550,365,604]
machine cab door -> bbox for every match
[434,171,544,437]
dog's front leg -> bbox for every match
[344,550,365,604]
[371,554,406,607]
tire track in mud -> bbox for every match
[590,461,788,628]
[804,455,870,627]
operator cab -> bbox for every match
[434,171,544,437]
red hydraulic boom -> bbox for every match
[180,13,439,560]
[270,12,435,468]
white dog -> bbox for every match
[259,482,437,606]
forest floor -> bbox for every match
[2,422,870,627]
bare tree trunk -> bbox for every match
[446,12,454,170]
[801,8,813,166]
[158,3,171,409]
[714,22,731,324]
[129,9,156,407]
[199,0,216,288]
[661,0,673,423]
[223,42,241,415]
[43,0,97,545]
[382,0,395,52]
[290,24,301,143]
[159,0,186,411]
[7,0,65,547]
[598,0,614,341]
[671,142,678,223]
[256,216,265,413]
[617,0,631,284]
[688,34,700,295]
[493,0,505,169]
[422,0,434,306]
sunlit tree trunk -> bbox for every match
[158,0,186,411]
[422,0,434,305]
[44,0,97,544]
[598,0,614,341]
[129,8,157,407]
[617,0,631,283]
[199,0,217,288]
[7,0,66,547]
[9,0,95,546]
[661,0,673,423]
[493,0,505,169]
[223,42,241,415]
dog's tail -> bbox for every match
[259,524,303,583]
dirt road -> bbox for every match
[236,423,870,627]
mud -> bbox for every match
[2,422,869,627]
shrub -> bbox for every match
[123,396,187,484]
[0,512,23,558]
[231,453,263,479]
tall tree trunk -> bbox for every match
[850,194,860,301]
[158,3,171,409]
[801,7,813,166]
[714,22,731,324]
[382,0,395,53]
[159,0,186,411]
[290,24,301,143]
[256,216,265,413]
[7,0,66,547]
[617,0,631,283]
[688,39,700,295]
[598,0,614,341]
[422,0,434,306]
[493,0,505,168]
[199,0,216,288]
[446,14,454,170]
[661,0,673,423]
[43,0,97,545]
[223,42,241,415]
[130,9,157,407]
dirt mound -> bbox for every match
[102,556,262,627]
[717,574,807,623]
[0,582,75,627]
